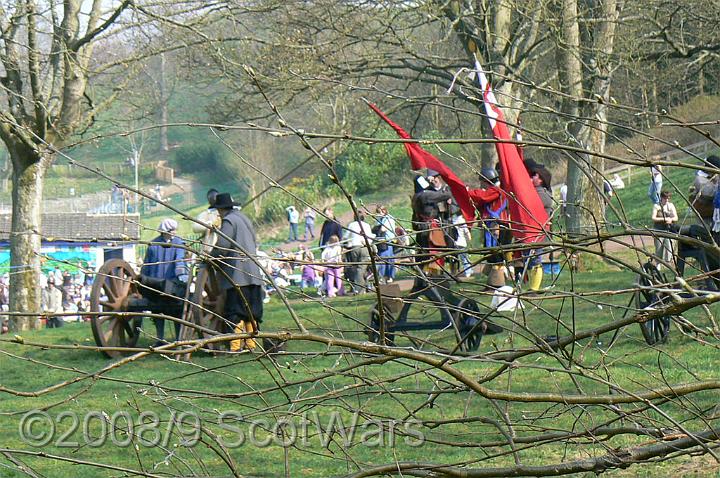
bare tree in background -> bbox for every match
[0,1,134,328]
[0,1,221,329]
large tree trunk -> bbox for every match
[560,0,621,236]
[558,0,587,235]
[159,53,169,152]
[9,156,46,330]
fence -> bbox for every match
[605,139,716,184]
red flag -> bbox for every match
[367,103,476,223]
[472,56,548,243]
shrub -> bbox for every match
[173,142,233,176]
[332,130,408,194]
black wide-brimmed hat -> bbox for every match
[214,193,240,209]
[706,155,720,170]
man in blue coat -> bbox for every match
[142,218,188,345]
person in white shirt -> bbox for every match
[374,205,397,283]
[321,235,345,297]
[559,183,568,218]
[343,212,375,293]
[609,173,625,190]
[286,205,300,241]
[648,165,663,205]
[651,191,678,265]
[453,214,473,277]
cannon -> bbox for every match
[366,270,502,352]
[90,259,225,358]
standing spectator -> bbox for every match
[46,273,63,327]
[111,184,123,212]
[603,179,614,200]
[648,165,663,205]
[142,218,188,346]
[343,212,375,293]
[0,275,9,328]
[51,266,63,288]
[375,204,396,240]
[453,213,473,277]
[211,193,265,352]
[321,235,345,297]
[192,188,221,253]
[394,225,411,258]
[39,272,48,312]
[61,270,73,309]
[319,207,343,249]
[303,207,317,241]
[373,204,397,283]
[652,191,678,266]
[372,223,394,284]
[286,205,300,242]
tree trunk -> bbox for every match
[558,0,587,236]
[159,53,169,152]
[9,157,45,330]
[560,0,621,236]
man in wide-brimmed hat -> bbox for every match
[211,193,265,351]
[192,188,221,253]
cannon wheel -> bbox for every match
[453,298,484,352]
[178,266,226,359]
[635,264,671,345]
[366,303,397,346]
[90,259,142,358]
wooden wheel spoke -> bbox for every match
[111,320,124,347]
[99,300,116,309]
[107,270,122,297]
[116,276,131,297]
[96,315,114,327]
[102,283,117,303]
[101,317,118,345]
[121,319,135,339]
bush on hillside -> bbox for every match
[173,142,235,176]
[333,130,408,194]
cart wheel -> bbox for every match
[90,259,141,358]
[367,302,396,346]
[178,266,226,359]
[453,298,484,351]
[635,265,671,345]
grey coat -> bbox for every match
[211,209,264,290]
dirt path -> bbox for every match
[600,235,654,253]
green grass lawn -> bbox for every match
[2,254,720,477]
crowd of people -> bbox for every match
[271,205,410,297]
